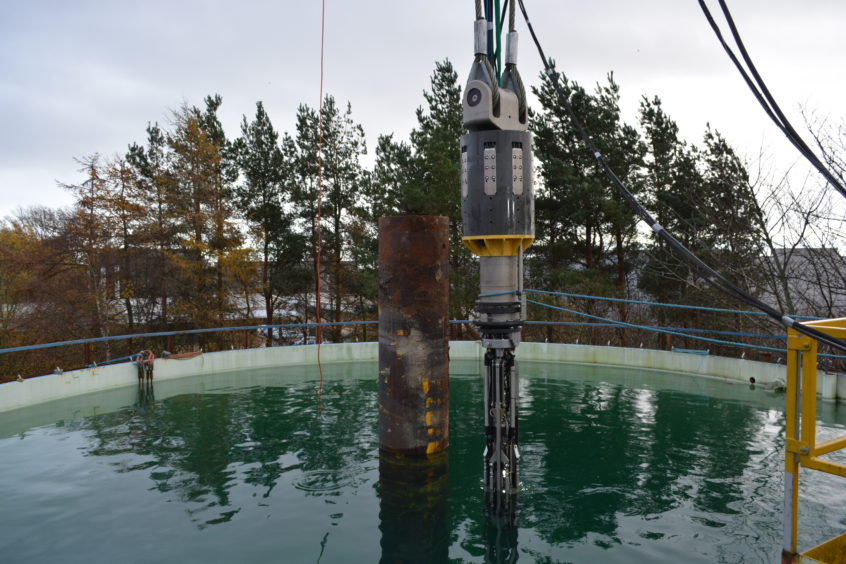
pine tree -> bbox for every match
[531,70,643,299]
[291,96,367,341]
[637,97,761,313]
[167,95,243,328]
[234,101,308,339]
[127,123,178,327]
[701,125,761,290]
[102,156,145,331]
[637,96,707,306]
[369,59,476,322]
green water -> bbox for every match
[2,361,846,563]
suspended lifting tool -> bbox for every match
[459,2,534,511]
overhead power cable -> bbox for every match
[514,0,846,354]
[698,0,846,201]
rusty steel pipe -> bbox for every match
[378,216,449,456]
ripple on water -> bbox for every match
[3,364,846,563]
[293,468,358,494]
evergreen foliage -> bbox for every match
[2,59,831,379]
[369,60,477,321]
[233,101,307,336]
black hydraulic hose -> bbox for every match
[717,1,807,152]
[717,0,846,198]
[515,0,846,354]
[699,0,846,201]
[696,0,780,126]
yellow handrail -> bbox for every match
[784,317,846,562]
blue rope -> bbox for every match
[526,298,786,354]
[524,320,785,340]
[525,289,822,320]
[479,291,517,298]
[0,321,378,355]
[7,315,846,361]
[525,321,621,328]
[91,352,140,367]
[3,295,843,362]
[525,299,846,359]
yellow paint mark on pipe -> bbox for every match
[426,441,440,454]
[396,329,407,336]
[425,411,433,426]
[422,377,430,395]
[426,397,434,408]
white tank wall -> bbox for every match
[1,341,833,414]
[0,343,377,414]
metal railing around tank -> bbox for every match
[0,321,378,378]
[2,290,844,379]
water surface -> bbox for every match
[2,360,846,563]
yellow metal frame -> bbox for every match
[462,235,534,257]
[785,317,846,562]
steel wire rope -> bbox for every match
[472,0,501,117]
[515,0,846,354]
[698,0,846,201]
[501,0,526,117]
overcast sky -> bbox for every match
[1,0,844,220]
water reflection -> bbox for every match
[9,362,843,562]
[523,377,762,540]
[378,451,449,563]
[82,378,379,528]
[89,369,762,545]
[484,498,519,564]
[135,379,156,413]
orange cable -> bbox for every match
[316,0,326,398]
